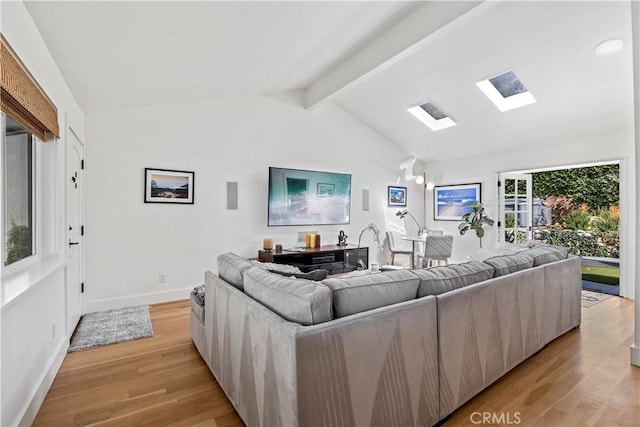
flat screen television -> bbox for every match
[268,167,351,226]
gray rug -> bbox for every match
[581,290,613,308]
[68,305,153,352]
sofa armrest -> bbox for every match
[205,271,300,426]
[541,255,582,344]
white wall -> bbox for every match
[422,128,636,299]
[84,91,418,311]
[0,1,85,426]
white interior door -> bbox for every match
[499,173,533,243]
[66,128,84,336]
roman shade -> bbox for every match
[1,35,59,141]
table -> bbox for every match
[401,235,426,269]
[258,244,368,275]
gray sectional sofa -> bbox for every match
[190,244,581,426]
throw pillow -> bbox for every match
[267,268,328,281]
[251,260,302,274]
[192,284,205,307]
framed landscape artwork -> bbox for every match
[388,186,407,207]
[144,168,194,204]
[434,183,481,220]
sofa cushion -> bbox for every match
[217,252,254,290]
[413,262,495,297]
[468,241,536,261]
[322,269,419,318]
[268,268,328,281]
[525,244,570,266]
[243,266,332,326]
[483,252,534,277]
[468,248,494,262]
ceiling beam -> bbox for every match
[305,1,497,109]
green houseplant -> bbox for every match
[458,203,494,248]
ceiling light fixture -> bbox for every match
[595,38,623,56]
[399,158,425,184]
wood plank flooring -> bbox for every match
[33,300,243,427]
[34,297,638,426]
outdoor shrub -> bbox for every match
[5,222,31,266]
[592,207,619,235]
[534,228,619,258]
[533,164,619,209]
[544,196,574,224]
[561,209,592,231]
[609,205,620,221]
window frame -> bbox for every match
[1,113,40,277]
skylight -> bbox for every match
[476,70,536,112]
[407,102,456,131]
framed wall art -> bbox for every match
[433,183,481,220]
[144,168,194,204]
[387,186,407,207]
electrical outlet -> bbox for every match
[52,322,56,339]
[159,274,166,283]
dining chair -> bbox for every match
[385,231,413,267]
[420,234,454,268]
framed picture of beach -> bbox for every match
[433,183,481,220]
[144,168,194,204]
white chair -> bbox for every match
[385,231,413,267]
[419,234,454,268]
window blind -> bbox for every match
[1,35,59,141]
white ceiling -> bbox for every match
[23,1,423,112]
[23,1,635,162]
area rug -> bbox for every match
[581,290,613,308]
[68,305,153,352]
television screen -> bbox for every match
[268,167,351,226]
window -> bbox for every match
[407,101,457,131]
[476,70,537,112]
[2,114,36,267]
[1,37,58,274]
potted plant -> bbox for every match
[396,209,424,236]
[458,203,494,248]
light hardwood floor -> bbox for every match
[34,296,639,426]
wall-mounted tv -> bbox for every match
[268,167,351,226]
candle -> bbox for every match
[263,238,273,251]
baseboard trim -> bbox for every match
[84,288,192,313]
[631,344,640,367]
[16,337,69,427]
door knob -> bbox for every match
[69,240,80,247]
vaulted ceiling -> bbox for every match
[24,1,634,162]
